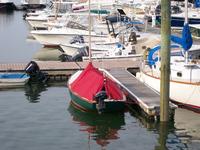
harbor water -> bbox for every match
[0,8,200,150]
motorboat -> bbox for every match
[0,73,30,88]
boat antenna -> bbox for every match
[89,0,92,62]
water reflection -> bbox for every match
[33,46,63,61]
[129,108,189,150]
[0,9,14,15]
[68,103,125,148]
[0,10,14,30]
[24,82,48,103]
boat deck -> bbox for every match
[108,68,176,118]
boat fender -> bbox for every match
[94,91,107,113]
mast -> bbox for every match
[88,0,92,62]
[185,0,189,64]
[185,0,188,24]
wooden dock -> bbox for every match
[0,59,140,80]
[106,68,176,119]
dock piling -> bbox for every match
[160,0,171,122]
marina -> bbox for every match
[0,0,200,150]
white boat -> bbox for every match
[0,73,30,88]
[72,0,116,12]
[31,24,108,46]
[60,31,161,61]
[25,0,75,29]
[26,12,65,29]
[136,18,200,111]
[136,54,200,111]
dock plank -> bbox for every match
[108,68,175,117]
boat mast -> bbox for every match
[185,0,188,24]
[185,0,189,63]
[88,0,92,62]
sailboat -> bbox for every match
[67,0,126,113]
[136,0,200,112]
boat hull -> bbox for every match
[156,16,200,27]
[31,32,107,46]
[68,87,126,113]
[27,20,47,29]
[136,71,200,111]
[0,74,29,88]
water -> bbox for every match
[0,11,42,63]
[0,9,200,150]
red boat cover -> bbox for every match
[70,62,123,101]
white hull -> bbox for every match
[27,20,47,29]
[0,78,29,88]
[32,33,72,45]
[31,30,107,46]
[136,71,200,108]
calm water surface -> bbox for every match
[0,9,200,150]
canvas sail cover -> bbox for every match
[70,62,123,101]
[195,0,200,8]
[170,23,193,51]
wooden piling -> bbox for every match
[160,0,171,122]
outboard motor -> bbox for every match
[94,91,108,114]
[70,35,85,44]
[25,61,48,83]
[59,46,88,62]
